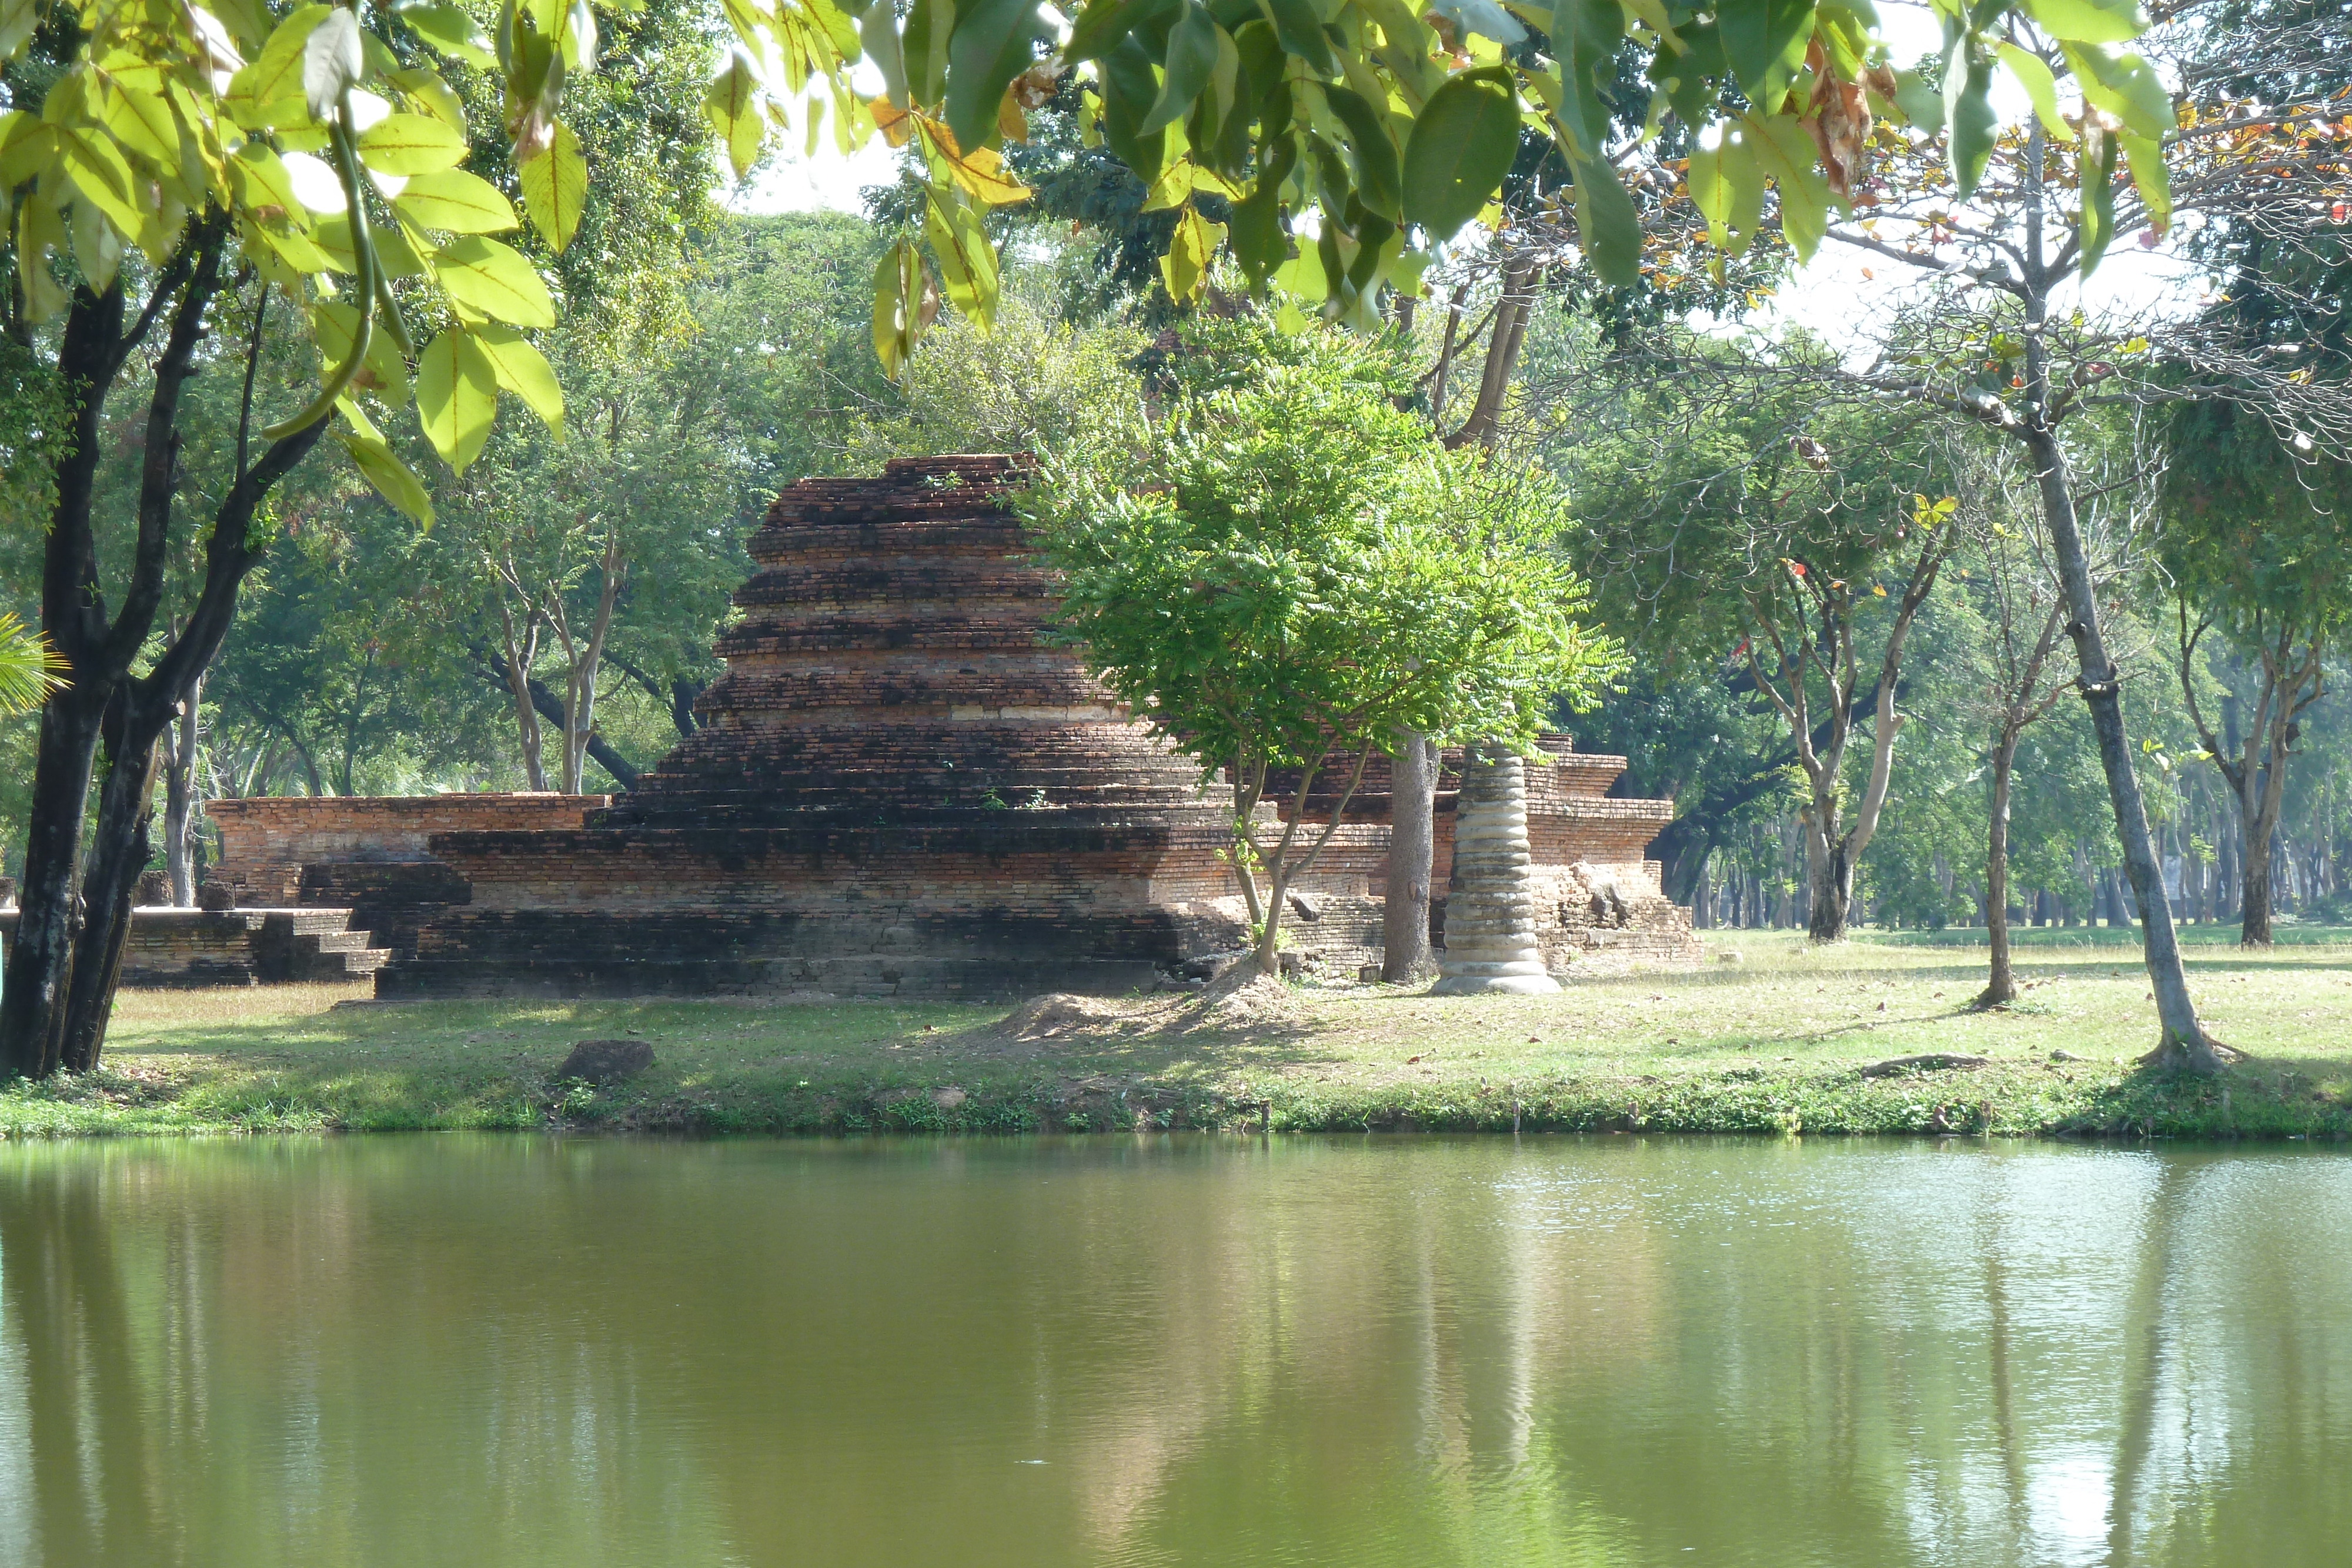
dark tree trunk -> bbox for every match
[1979,729,2022,1007]
[1805,830,1853,942]
[60,698,163,1074]
[1382,731,1436,982]
[2240,820,2274,945]
[2,698,111,1078]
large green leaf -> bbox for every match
[2063,42,2171,139]
[474,324,565,435]
[1255,0,1335,76]
[703,52,764,179]
[947,0,1049,149]
[356,113,469,175]
[519,120,587,250]
[1324,85,1401,222]
[433,235,559,327]
[1400,68,1517,240]
[393,169,522,232]
[312,301,413,404]
[925,195,1000,327]
[399,3,498,66]
[416,326,499,471]
[1140,4,1221,136]
[1947,48,1996,198]
[1098,35,1169,185]
[340,429,435,526]
[2077,123,2119,276]
[2023,0,2144,45]
[1994,42,2074,141]
[1570,157,1640,285]
[1549,0,1626,161]
[1718,0,1813,101]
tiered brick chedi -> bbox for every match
[202,456,1696,997]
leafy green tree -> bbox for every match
[1028,326,1618,972]
[2164,403,2352,945]
[1567,352,1958,941]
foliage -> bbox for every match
[1028,320,1618,963]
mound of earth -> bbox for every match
[998,993,1137,1041]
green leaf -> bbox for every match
[1401,68,1518,241]
[2063,42,2171,139]
[1324,85,1401,222]
[1947,48,1996,198]
[1749,113,1831,259]
[1545,0,1626,162]
[393,169,522,232]
[925,195,1001,328]
[1570,156,1639,285]
[871,237,928,381]
[238,5,329,127]
[519,120,587,250]
[58,132,145,240]
[1718,0,1814,101]
[1255,0,1336,76]
[1140,4,1221,137]
[416,326,500,471]
[474,323,564,435]
[2078,123,2119,276]
[302,6,363,119]
[1686,132,1765,255]
[339,429,435,526]
[229,143,309,224]
[433,235,559,327]
[1,0,44,63]
[703,52,766,180]
[2022,0,2144,45]
[356,113,470,175]
[1098,36,1169,186]
[312,301,413,404]
[400,2,499,65]
[948,0,1050,151]
[1160,202,1224,302]
[1994,42,2074,142]
[1890,67,1943,132]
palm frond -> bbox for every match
[0,614,69,716]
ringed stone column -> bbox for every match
[1433,742,1561,995]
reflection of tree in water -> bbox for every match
[1,1141,2350,1564]
[0,1149,169,1563]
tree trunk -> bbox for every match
[2024,424,2223,1070]
[163,671,203,906]
[1979,728,2021,1007]
[1382,731,1436,982]
[59,703,163,1074]
[2240,813,2274,945]
[1805,830,1853,942]
[1,697,110,1078]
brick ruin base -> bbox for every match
[197,456,1695,998]
[0,909,387,987]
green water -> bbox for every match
[0,1136,2345,1567]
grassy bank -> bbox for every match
[9,931,2352,1139]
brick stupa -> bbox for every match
[369,456,1695,998]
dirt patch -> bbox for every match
[997,993,1144,1041]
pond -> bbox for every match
[0,1135,2344,1567]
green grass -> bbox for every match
[12,929,2352,1140]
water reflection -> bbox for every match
[0,1136,2345,1567]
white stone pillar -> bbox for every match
[1432,743,1560,996]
